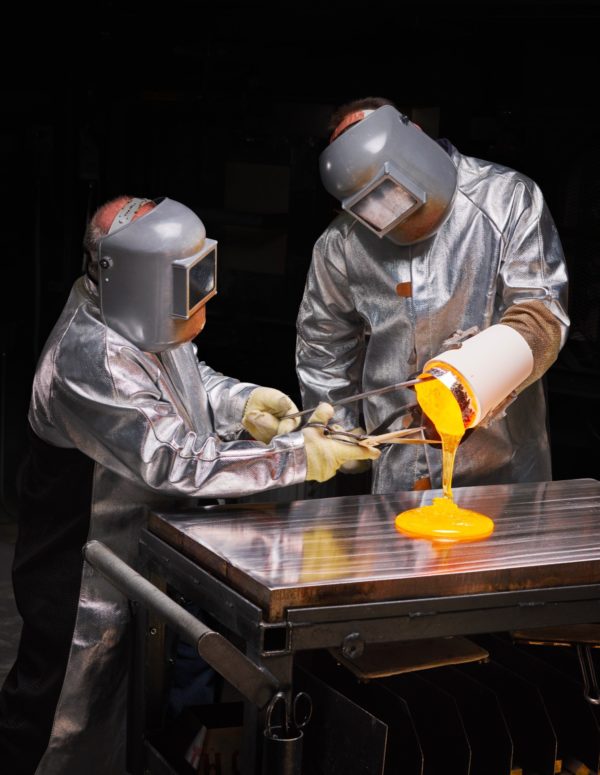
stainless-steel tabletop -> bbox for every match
[148,479,600,620]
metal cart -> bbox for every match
[85,478,600,775]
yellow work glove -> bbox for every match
[301,404,380,483]
[338,427,372,474]
[242,387,301,443]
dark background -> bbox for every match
[2,0,600,517]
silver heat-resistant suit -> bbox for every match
[0,203,306,774]
[297,140,569,493]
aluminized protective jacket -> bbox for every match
[297,143,569,494]
[26,275,306,774]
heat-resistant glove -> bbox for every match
[301,404,380,483]
[500,299,563,392]
[337,427,372,474]
[242,387,301,443]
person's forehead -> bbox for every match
[330,109,375,143]
[98,198,155,233]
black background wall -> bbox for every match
[2,0,600,516]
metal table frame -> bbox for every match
[134,527,600,775]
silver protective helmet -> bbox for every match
[320,105,458,245]
[97,197,217,352]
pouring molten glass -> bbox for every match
[395,324,534,542]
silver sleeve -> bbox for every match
[498,178,570,346]
[43,345,306,500]
[197,360,257,440]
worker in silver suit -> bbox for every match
[0,195,377,775]
[296,97,569,494]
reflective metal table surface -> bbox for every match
[149,479,600,620]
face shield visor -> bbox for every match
[97,198,217,352]
[320,105,458,245]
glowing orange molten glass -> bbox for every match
[394,374,494,542]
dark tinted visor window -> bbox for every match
[350,178,418,231]
[189,249,216,309]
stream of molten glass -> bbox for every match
[394,375,494,542]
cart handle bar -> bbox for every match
[83,540,279,709]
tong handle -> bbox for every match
[283,377,432,420]
[357,429,441,447]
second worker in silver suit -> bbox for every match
[296,97,570,493]
[0,196,376,775]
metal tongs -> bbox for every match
[285,375,440,447]
[303,422,441,447]
[283,376,433,421]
